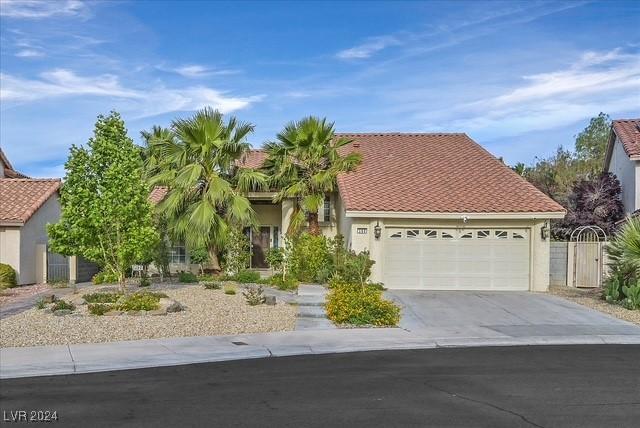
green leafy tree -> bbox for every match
[143,107,267,271]
[223,228,250,275]
[48,112,158,292]
[188,247,209,276]
[264,117,362,235]
[574,112,611,176]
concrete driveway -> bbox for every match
[385,291,640,338]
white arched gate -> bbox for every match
[569,226,607,288]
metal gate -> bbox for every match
[47,249,69,282]
[570,226,607,288]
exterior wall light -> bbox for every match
[541,221,550,240]
[374,221,382,240]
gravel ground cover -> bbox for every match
[0,284,297,348]
[0,284,52,306]
[548,285,640,325]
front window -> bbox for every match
[273,226,279,248]
[323,195,331,222]
[169,245,186,264]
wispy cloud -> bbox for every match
[156,64,241,78]
[15,48,44,58]
[0,69,263,117]
[336,36,400,60]
[0,0,87,19]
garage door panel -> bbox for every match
[383,228,530,291]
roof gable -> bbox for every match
[0,179,61,225]
[335,133,565,214]
[604,119,640,168]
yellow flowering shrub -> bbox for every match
[325,280,400,326]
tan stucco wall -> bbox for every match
[607,136,638,214]
[348,216,552,291]
[18,195,61,284]
[0,226,21,280]
[254,203,281,226]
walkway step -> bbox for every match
[297,305,326,319]
[295,317,335,330]
[297,284,327,297]
[294,296,325,307]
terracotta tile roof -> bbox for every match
[612,119,640,157]
[240,150,268,169]
[0,179,60,224]
[335,133,565,214]
[0,148,29,179]
[149,186,168,204]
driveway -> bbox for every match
[386,290,640,338]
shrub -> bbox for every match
[52,300,75,312]
[35,298,47,310]
[234,270,261,284]
[268,275,299,291]
[202,281,222,290]
[243,285,265,306]
[0,263,17,289]
[139,271,151,287]
[335,250,374,285]
[622,281,640,310]
[224,228,250,276]
[92,270,118,285]
[223,283,237,295]
[117,292,160,311]
[606,216,640,286]
[326,280,400,326]
[88,303,111,316]
[289,233,332,282]
[83,292,121,304]
[178,271,198,283]
[189,247,209,275]
[265,248,285,272]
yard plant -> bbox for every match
[0,263,17,289]
[326,280,400,326]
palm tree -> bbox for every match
[264,116,362,235]
[607,216,640,281]
[144,108,268,271]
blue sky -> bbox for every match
[1,0,639,178]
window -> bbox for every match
[169,245,186,264]
[495,230,508,239]
[441,231,454,239]
[425,229,437,239]
[389,231,402,238]
[273,226,279,248]
[477,230,490,239]
[323,195,331,222]
[513,232,525,239]
[460,232,473,239]
[406,229,420,238]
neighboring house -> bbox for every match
[153,133,565,292]
[0,149,62,285]
[604,118,640,215]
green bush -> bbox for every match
[35,298,47,310]
[326,280,400,326]
[202,281,222,290]
[139,271,151,287]
[223,283,237,295]
[189,247,209,275]
[268,275,298,291]
[178,271,198,283]
[234,270,261,284]
[83,292,121,304]
[224,228,250,275]
[243,285,265,306]
[334,249,374,285]
[0,263,17,289]
[622,281,640,310]
[88,303,111,315]
[52,300,75,312]
[265,248,285,272]
[289,233,332,283]
[92,270,118,285]
[117,292,160,311]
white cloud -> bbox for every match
[0,69,263,118]
[0,0,86,19]
[336,36,400,60]
[15,49,44,58]
[172,65,239,78]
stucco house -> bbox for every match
[154,133,565,292]
[604,118,640,217]
[0,149,61,285]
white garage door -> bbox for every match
[383,228,530,290]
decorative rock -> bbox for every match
[166,301,184,313]
[53,309,72,316]
[43,295,56,303]
[103,310,123,316]
[147,310,166,316]
[265,296,276,306]
[127,310,142,316]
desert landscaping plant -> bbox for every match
[178,271,198,283]
[233,270,261,283]
[606,216,640,296]
[223,283,237,295]
[224,228,251,276]
[243,285,266,306]
[88,303,111,316]
[189,247,209,276]
[288,233,332,282]
[0,263,17,289]
[51,300,75,312]
[48,112,158,292]
[202,281,222,290]
[326,279,400,326]
[622,281,640,310]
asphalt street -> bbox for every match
[1,345,639,427]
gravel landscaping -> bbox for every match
[548,285,640,325]
[0,284,52,306]
[0,284,297,348]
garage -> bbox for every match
[383,228,530,290]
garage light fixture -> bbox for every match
[374,221,381,240]
[541,221,550,240]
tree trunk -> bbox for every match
[208,247,221,272]
[308,212,321,236]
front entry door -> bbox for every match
[251,226,271,268]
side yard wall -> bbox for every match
[0,227,21,281]
[549,242,568,286]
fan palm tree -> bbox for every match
[144,108,268,271]
[607,216,640,281]
[264,116,362,235]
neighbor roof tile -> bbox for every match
[612,119,640,157]
[0,179,60,224]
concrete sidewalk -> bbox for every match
[3,325,640,379]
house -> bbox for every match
[604,119,640,216]
[0,149,62,285]
[154,133,565,291]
